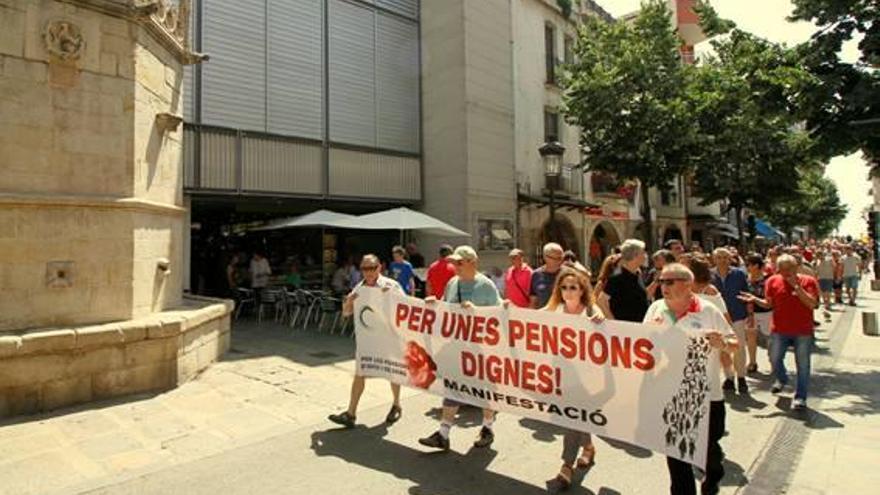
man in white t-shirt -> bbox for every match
[328,254,405,429]
[643,263,739,495]
[841,245,862,306]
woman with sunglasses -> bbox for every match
[543,266,605,492]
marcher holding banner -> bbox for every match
[418,245,502,451]
[643,263,739,495]
[328,254,405,429]
[542,267,605,492]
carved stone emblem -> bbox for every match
[43,20,85,61]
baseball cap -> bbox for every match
[448,245,478,262]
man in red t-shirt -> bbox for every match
[426,244,456,299]
[740,254,818,409]
[504,248,533,308]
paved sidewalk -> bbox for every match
[0,281,878,495]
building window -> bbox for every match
[660,178,680,206]
[564,35,574,65]
[477,217,515,252]
[544,109,559,142]
[545,24,556,83]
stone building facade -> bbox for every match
[0,0,231,417]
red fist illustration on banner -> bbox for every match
[405,341,437,389]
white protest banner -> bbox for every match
[354,289,718,467]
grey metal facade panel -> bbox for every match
[329,0,377,147]
[182,66,194,122]
[376,13,420,153]
[329,148,420,200]
[200,0,267,132]
[199,130,237,190]
[242,136,323,194]
[183,126,196,187]
[377,0,419,19]
[267,0,324,139]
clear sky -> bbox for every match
[596,0,871,237]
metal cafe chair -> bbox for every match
[256,288,285,324]
[300,290,324,331]
[233,288,256,320]
[316,295,342,333]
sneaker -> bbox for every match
[722,378,735,391]
[792,398,807,410]
[737,377,749,394]
[418,431,450,450]
[473,426,495,448]
[770,381,784,394]
[328,411,356,428]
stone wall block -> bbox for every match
[0,386,39,416]
[123,337,175,368]
[75,323,125,348]
[176,349,198,384]
[41,375,92,410]
[0,354,66,387]
[19,329,77,355]
[92,362,173,399]
[118,320,148,343]
[150,318,180,339]
[64,347,124,377]
[0,3,26,57]
[0,336,23,359]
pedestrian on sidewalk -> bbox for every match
[418,245,502,451]
[542,267,604,492]
[743,254,771,371]
[815,248,836,316]
[739,254,819,409]
[841,245,862,306]
[530,243,565,309]
[597,239,648,323]
[711,248,751,394]
[504,248,533,308]
[328,254,404,429]
[389,245,416,296]
[643,263,738,495]
[426,244,456,300]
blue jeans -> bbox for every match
[770,333,813,400]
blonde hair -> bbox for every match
[543,267,594,315]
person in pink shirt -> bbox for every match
[504,248,533,308]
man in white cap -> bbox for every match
[418,245,502,450]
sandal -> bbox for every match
[385,405,402,424]
[576,444,596,468]
[545,466,572,493]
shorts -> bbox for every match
[818,279,834,292]
[832,280,843,290]
[844,276,859,290]
[754,312,772,337]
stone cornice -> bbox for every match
[0,193,187,216]
[57,0,207,65]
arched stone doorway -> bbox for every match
[541,213,581,256]
[588,221,622,274]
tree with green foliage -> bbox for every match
[789,0,880,163]
[761,168,848,238]
[562,0,697,249]
[686,26,817,248]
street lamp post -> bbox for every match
[540,140,565,232]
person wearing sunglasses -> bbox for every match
[328,254,405,429]
[643,263,738,495]
[419,245,503,451]
[542,267,605,492]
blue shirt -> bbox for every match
[529,267,560,308]
[443,273,501,307]
[388,261,414,294]
[711,267,749,322]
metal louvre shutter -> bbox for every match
[267,0,323,139]
[376,13,419,153]
[377,0,419,19]
[329,0,376,147]
[200,0,266,131]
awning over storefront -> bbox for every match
[755,219,784,239]
[707,221,740,240]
